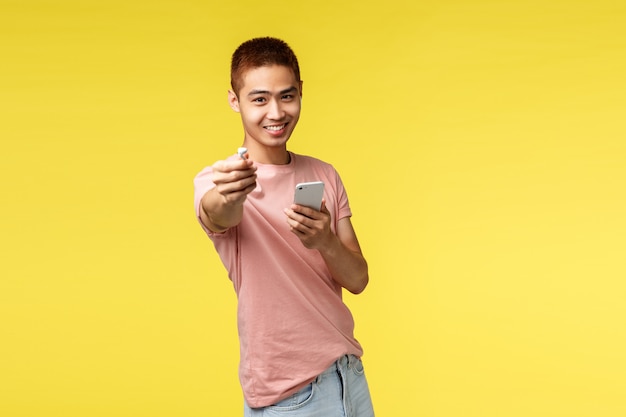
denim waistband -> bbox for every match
[318,354,360,379]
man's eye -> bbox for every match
[252,97,266,103]
[282,95,294,100]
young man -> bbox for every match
[194,37,374,416]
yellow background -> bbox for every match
[1,1,625,416]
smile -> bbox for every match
[264,124,286,131]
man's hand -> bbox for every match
[284,200,369,294]
[284,201,333,250]
[211,157,257,205]
[199,156,256,232]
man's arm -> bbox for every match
[284,203,369,294]
[318,216,369,294]
[199,158,257,233]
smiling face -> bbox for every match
[228,65,302,164]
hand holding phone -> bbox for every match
[294,181,324,211]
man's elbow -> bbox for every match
[347,274,369,295]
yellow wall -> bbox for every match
[2,1,625,416]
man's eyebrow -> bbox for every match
[279,86,298,95]
[247,86,298,96]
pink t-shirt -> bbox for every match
[194,152,363,407]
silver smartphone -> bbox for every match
[294,181,324,210]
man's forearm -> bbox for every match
[200,188,244,233]
[318,234,369,294]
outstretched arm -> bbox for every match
[199,157,257,233]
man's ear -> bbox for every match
[299,81,303,99]
[228,90,240,112]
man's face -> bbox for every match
[229,65,302,151]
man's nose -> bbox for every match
[267,99,284,120]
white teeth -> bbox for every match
[265,124,285,131]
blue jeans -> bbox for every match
[243,355,375,417]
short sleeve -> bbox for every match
[334,169,352,221]
[193,166,217,236]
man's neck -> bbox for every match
[245,145,290,165]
